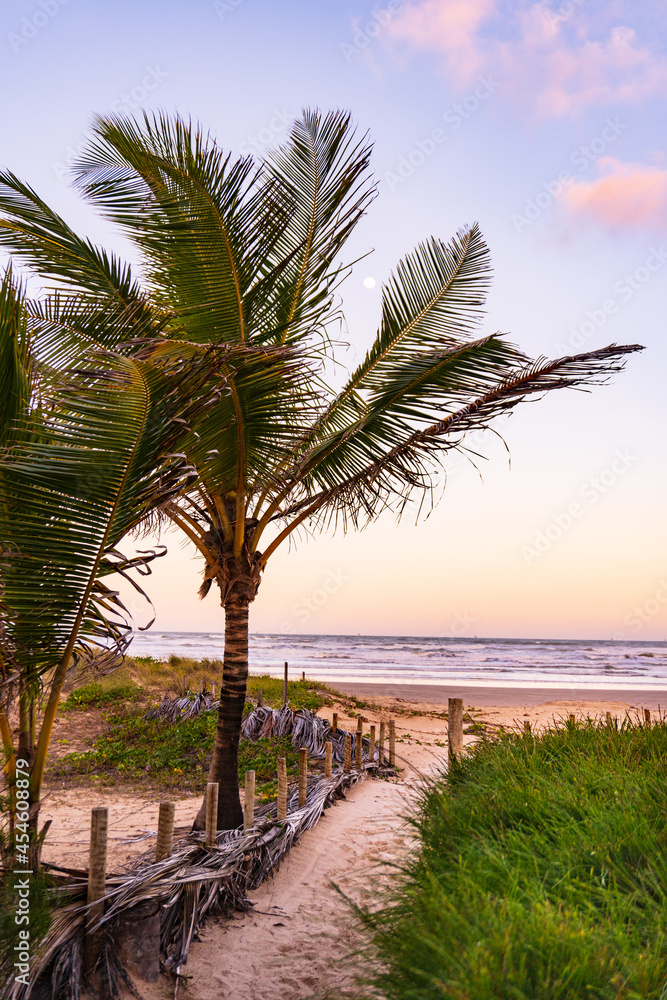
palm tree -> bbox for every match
[0,267,207,850]
[0,110,642,830]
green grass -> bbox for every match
[245,673,335,711]
[69,654,339,706]
[238,736,302,799]
[62,680,143,709]
[54,709,303,796]
[364,718,667,1000]
[52,671,333,795]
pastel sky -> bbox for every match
[2,0,666,640]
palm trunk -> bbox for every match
[193,600,249,831]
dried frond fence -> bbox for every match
[241,705,390,765]
[1,708,396,1000]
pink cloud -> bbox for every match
[562,157,667,231]
[386,2,667,118]
[387,0,496,80]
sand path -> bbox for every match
[125,710,449,1000]
[40,697,638,999]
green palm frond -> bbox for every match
[72,112,273,347]
[284,224,495,466]
[0,269,34,448]
[0,270,212,688]
[254,108,375,347]
[0,354,191,677]
[287,334,525,499]
[272,343,644,538]
[0,171,153,315]
[358,224,493,383]
[181,345,320,499]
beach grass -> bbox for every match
[363,716,667,1000]
[50,664,337,795]
[66,653,342,707]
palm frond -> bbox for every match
[253,108,376,347]
[72,112,271,347]
[278,343,644,535]
[0,338,200,684]
[0,172,153,321]
[298,224,492,453]
[25,290,172,375]
[0,269,34,449]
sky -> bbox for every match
[1,0,666,640]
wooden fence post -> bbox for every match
[568,713,576,726]
[605,711,612,724]
[355,724,363,771]
[344,733,351,773]
[523,720,531,734]
[378,720,385,766]
[332,712,338,733]
[155,801,174,863]
[85,806,108,974]
[448,698,463,763]
[298,748,308,807]
[389,719,396,767]
[644,708,651,726]
[325,741,332,778]
[302,670,306,681]
[258,689,263,707]
[244,771,255,831]
[205,783,218,849]
[277,757,287,821]
[369,725,376,762]
[283,662,288,707]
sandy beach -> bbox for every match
[335,681,667,710]
[37,685,659,999]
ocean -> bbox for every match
[127,632,667,691]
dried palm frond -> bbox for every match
[242,706,381,764]
[2,728,394,1000]
[144,699,383,764]
[143,690,217,723]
